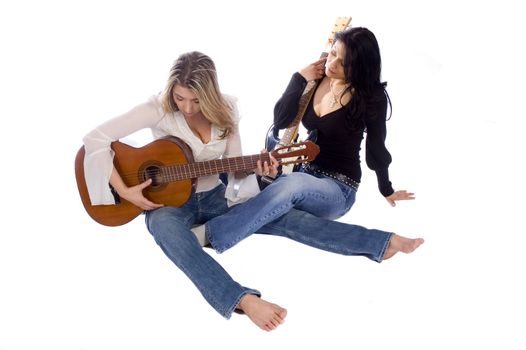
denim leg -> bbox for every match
[194,184,233,223]
[258,208,393,263]
[206,172,350,253]
[145,192,260,319]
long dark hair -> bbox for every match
[334,27,392,130]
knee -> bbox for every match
[146,207,172,231]
[146,208,187,241]
[273,173,313,196]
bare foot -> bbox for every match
[383,233,424,260]
[237,294,287,331]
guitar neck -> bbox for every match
[162,153,271,182]
[278,79,318,147]
[277,16,351,148]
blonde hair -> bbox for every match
[160,51,234,138]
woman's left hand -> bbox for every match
[255,150,279,177]
[385,190,415,207]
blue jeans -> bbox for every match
[145,184,260,319]
[205,172,392,260]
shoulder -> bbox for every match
[223,93,238,105]
[145,94,177,133]
[223,93,241,123]
[146,94,165,113]
[144,94,176,123]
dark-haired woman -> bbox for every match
[203,27,423,256]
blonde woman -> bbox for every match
[82,51,286,331]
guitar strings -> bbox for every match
[113,141,312,185]
[116,153,273,185]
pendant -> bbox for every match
[329,96,337,108]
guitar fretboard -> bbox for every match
[279,80,318,147]
[162,153,271,182]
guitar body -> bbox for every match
[265,123,285,151]
[75,136,196,227]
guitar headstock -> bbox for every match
[271,141,320,165]
[324,16,352,52]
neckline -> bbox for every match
[176,111,215,145]
[310,86,347,118]
[314,105,345,119]
[311,80,350,118]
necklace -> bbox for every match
[329,80,348,108]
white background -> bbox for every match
[1,1,525,349]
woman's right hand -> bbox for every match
[299,57,327,82]
[119,178,164,211]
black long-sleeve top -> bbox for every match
[274,73,394,196]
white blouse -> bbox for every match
[82,94,259,206]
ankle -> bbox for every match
[238,294,257,312]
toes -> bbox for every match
[411,238,425,251]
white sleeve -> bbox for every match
[82,98,163,205]
[222,98,261,206]
[225,173,260,207]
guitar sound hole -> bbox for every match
[143,165,163,188]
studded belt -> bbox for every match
[304,163,360,191]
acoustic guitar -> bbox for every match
[75,136,319,227]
